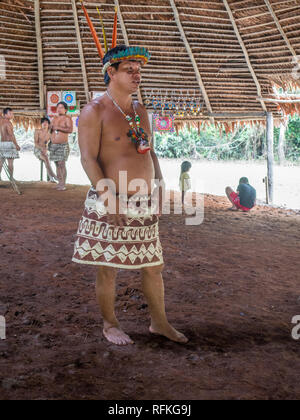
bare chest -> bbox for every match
[38,131,50,144]
[101,112,151,152]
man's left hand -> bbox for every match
[152,185,164,217]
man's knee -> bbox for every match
[142,264,164,276]
[97,266,117,282]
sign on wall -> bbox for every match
[47,91,62,117]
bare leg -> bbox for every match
[0,158,3,179]
[56,161,67,190]
[181,190,185,205]
[7,159,14,179]
[141,265,188,343]
[54,162,60,187]
[96,266,134,345]
[41,155,57,181]
[225,186,238,210]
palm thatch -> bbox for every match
[0,0,300,129]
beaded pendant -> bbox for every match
[127,115,151,154]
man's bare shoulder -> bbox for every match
[136,102,148,116]
[80,96,108,121]
[4,119,13,128]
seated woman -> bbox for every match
[226,177,256,212]
[34,117,58,183]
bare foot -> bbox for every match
[49,176,58,183]
[56,186,67,191]
[149,324,188,344]
[103,326,134,346]
[228,207,238,211]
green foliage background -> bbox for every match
[14,115,300,162]
[154,115,300,162]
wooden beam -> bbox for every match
[222,0,268,113]
[169,0,214,123]
[208,112,267,118]
[264,0,298,58]
[114,0,144,105]
[266,112,274,204]
[34,0,45,110]
[71,0,90,104]
[258,97,300,103]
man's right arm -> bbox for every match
[7,123,20,150]
[34,130,40,148]
[78,103,105,189]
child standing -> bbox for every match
[179,161,192,204]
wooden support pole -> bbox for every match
[278,119,287,166]
[266,112,274,204]
[40,160,44,181]
[169,0,214,124]
[34,0,45,110]
[71,0,90,104]
[114,0,144,105]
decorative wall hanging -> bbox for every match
[153,114,175,133]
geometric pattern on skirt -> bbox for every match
[48,142,70,162]
[0,142,20,159]
[72,188,164,269]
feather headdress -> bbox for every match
[80,1,150,77]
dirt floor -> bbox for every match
[0,182,299,400]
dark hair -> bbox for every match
[3,107,12,115]
[41,117,50,125]
[57,101,68,111]
[181,161,192,173]
[239,177,249,184]
[103,45,129,85]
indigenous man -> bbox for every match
[49,101,73,191]
[34,117,58,183]
[0,107,20,180]
[72,44,188,346]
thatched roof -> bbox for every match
[0,0,300,127]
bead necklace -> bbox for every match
[106,90,151,154]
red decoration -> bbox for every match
[153,115,175,132]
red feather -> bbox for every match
[81,1,104,59]
[112,7,118,48]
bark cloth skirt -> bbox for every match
[48,142,70,162]
[72,188,164,269]
[0,142,19,159]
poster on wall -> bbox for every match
[153,114,175,133]
[47,91,62,117]
[62,91,76,107]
